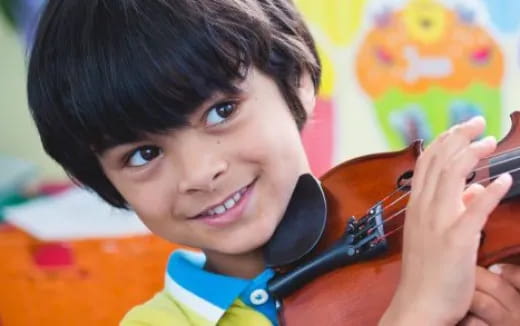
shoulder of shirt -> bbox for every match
[120,290,191,326]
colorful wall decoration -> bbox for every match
[356,0,503,148]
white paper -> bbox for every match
[3,187,151,241]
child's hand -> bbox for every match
[380,116,513,325]
[459,265,520,325]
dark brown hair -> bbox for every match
[27,0,321,207]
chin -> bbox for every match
[220,223,278,255]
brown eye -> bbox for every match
[205,102,236,126]
[127,146,162,167]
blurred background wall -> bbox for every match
[0,9,64,179]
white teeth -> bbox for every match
[203,188,245,217]
[214,205,226,214]
[224,198,236,209]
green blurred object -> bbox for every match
[0,154,33,223]
[0,193,27,223]
[0,0,16,29]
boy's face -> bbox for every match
[99,69,315,255]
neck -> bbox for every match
[203,248,265,279]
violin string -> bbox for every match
[368,178,519,243]
[378,147,520,208]
[388,163,520,214]
[469,165,520,185]
[482,144,520,160]
[352,206,405,240]
[353,165,520,241]
[352,145,520,241]
[359,177,520,242]
[382,190,410,212]
[376,183,408,205]
[379,153,520,214]
[473,150,520,173]
[376,165,519,244]
[376,223,405,243]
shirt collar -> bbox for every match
[164,249,274,323]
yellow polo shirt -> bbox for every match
[121,250,278,325]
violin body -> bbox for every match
[279,112,520,325]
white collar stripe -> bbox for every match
[165,273,225,323]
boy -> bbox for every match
[27,0,520,325]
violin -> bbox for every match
[264,112,520,325]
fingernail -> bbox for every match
[489,264,502,275]
[476,135,496,147]
[481,135,496,144]
[468,115,485,125]
[496,173,512,185]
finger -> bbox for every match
[458,314,489,326]
[489,264,520,291]
[411,117,487,208]
[433,137,496,226]
[469,289,508,325]
[476,266,520,313]
[458,173,512,235]
[410,130,451,197]
[462,183,486,207]
[437,116,488,162]
[410,142,437,204]
[410,117,482,200]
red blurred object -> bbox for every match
[32,243,75,268]
[302,98,334,177]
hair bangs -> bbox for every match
[39,0,269,153]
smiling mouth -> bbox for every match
[191,180,256,219]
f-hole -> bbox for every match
[397,170,414,191]
[466,171,476,184]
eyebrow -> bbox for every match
[95,140,141,160]
[204,86,245,105]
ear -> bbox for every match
[298,71,317,117]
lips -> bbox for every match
[200,186,248,217]
[187,179,256,227]
[191,179,255,219]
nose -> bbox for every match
[177,138,228,194]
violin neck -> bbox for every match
[486,148,520,200]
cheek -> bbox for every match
[235,109,307,194]
[118,181,174,226]
[130,194,181,242]
[260,121,306,171]
[238,110,303,162]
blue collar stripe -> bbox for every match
[166,250,250,310]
